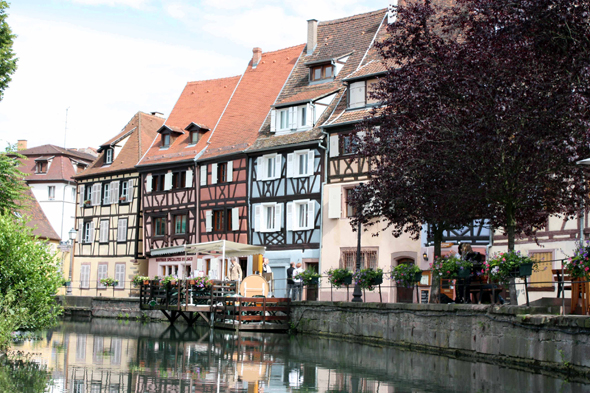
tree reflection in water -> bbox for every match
[7,319,589,393]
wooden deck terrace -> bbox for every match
[139,280,291,331]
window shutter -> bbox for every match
[164,172,173,191]
[274,203,282,230]
[329,134,339,157]
[231,207,239,231]
[145,175,153,193]
[92,183,101,205]
[185,169,193,188]
[226,161,233,182]
[307,200,315,230]
[349,81,366,108]
[77,223,83,242]
[110,181,120,204]
[306,150,314,176]
[79,185,85,205]
[100,220,109,242]
[211,163,218,184]
[286,202,293,231]
[306,103,314,127]
[205,210,212,232]
[286,153,294,178]
[289,107,296,129]
[126,179,134,202]
[254,205,261,232]
[270,110,276,132]
[257,157,264,180]
[118,219,127,242]
[97,265,107,288]
[328,187,342,219]
[274,155,281,179]
[115,264,125,289]
[200,165,207,186]
[88,223,94,243]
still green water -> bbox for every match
[3,319,588,392]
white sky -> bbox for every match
[0,0,388,150]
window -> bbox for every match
[76,334,86,361]
[345,188,357,218]
[97,264,107,289]
[103,183,110,205]
[254,203,281,232]
[227,208,233,231]
[172,171,186,189]
[528,252,554,290]
[105,149,113,164]
[272,105,311,132]
[36,161,47,174]
[291,200,315,230]
[151,174,165,192]
[279,108,290,129]
[83,221,94,244]
[174,214,187,234]
[217,163,227,183]
[162,134,171,148]
[340,248,378,270]
[339,132,358,155]
[213,210,224,232]
[287,150,314,177]
[71,187,76,201]
[85,185,93,205]
[120,180,132,202]
[115,264,125,290]
[310,64,334,82]
[80,265,90,289]
[348,78,379,109]
[154,217,166,237]
[110,338,122,365]
[117,218,127,242]
[48,186,55,200]
[189,130,201,145]
[257,154,281,181]
[99,220,109,243]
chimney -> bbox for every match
[151,111,165,118]
[307,19,318,56]
[388,1,399,25]
[17,140,27,150]
[252,47,262,68]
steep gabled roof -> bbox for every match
[137,75,241,167]
[17,188,60,241]
[200,44,305,161]
[19,144,97,162]
[75,112,165,178]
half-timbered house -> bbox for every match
[246,10,390,297]
[318,11,425,303]
[73,112,164,297]
[136,76,241,279]
[197,45,304,280]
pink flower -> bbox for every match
[586,267,589,272]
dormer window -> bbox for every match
[36,161,47,174]
[271,104,313,133]
[348,78,380,109]
[162,134,171,148]
[190,130,201,145]
[310,64,334,82]
[105,149,113,164]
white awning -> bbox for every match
[184,240,265,258]
[150,245,186,256]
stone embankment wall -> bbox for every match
[56,296,167,321]
[291,302,590,378]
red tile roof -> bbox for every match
[275,86,341,106]
[201,44,305,160]
[17,188,60,241]
[137,76,241,167]
[75,112,165,178]
[19,144,97,162]
[343,60,389,80]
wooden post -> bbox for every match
[253,254,263,275]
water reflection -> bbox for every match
[7,319,590,392]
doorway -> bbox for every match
[396,258,415,303]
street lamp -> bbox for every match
[66,228,77,296]
[352,219,363,302]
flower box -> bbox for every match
[371,276,383,286]
[143,280,149,285]
[189,280,196,285]
[414,272,423,282]
[519,263,533,277]
[457,269,471,278]
[342,276,352,285]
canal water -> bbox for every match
[3,319,589,392]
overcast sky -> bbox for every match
[0,0,388,151]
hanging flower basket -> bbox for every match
[354,268,384,290]
[486,251,535,283]
[431,255,473,279]
[565,243,590,280]
[390,264,421,288]
[326,268,353,288]
[371,276,383,286]
[457,268,471,279]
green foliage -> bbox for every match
[485,251,533,283]
[132,275,149,287]
[160,276,176,286]
[0,212,63,339]
[390,264,422,288]
[294,269,321,285]
[190,276,213,288]
[0,147,29,214]
[430,255,473,279]
[353,268,383,290]
[0,1,17,102]
[565,242,590,279]
[99,277,118,287]
[0,353,51,393]
[325,268,353,288]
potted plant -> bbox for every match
[353,268,384,290]
[431,255,473,279]
[390,264,422,288]
[326,268,353,288]
[295,269,321,286]
[161,275,177,287]
[83,200,91,206]
[100,277,119,287]
[485,251,534,283]
[565,242,590,279]
[132,275,149,287]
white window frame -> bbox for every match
[83,221,94,244]
[105,149,113,164]
[292,199,315,231]
[99,219,109,243]
[120,180,129,202]
[103,183,110,205]
[349,80,366,109]
[48,186,55,200]
[259,202,281,232]
[117,218,127,242]
[278,108,290,131]
[287,149,314,178]
[257,153,281,181]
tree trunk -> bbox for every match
[506,205,518,305]
[428,226,444,303]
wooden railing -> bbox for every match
[212,297,291,330]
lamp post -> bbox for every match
[352,220,363,302]
[66,228,77,296]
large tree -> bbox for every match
[353,0,590,302]
[0,1,17,101]
[0,145,29,213]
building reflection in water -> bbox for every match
[10,319,587,393]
